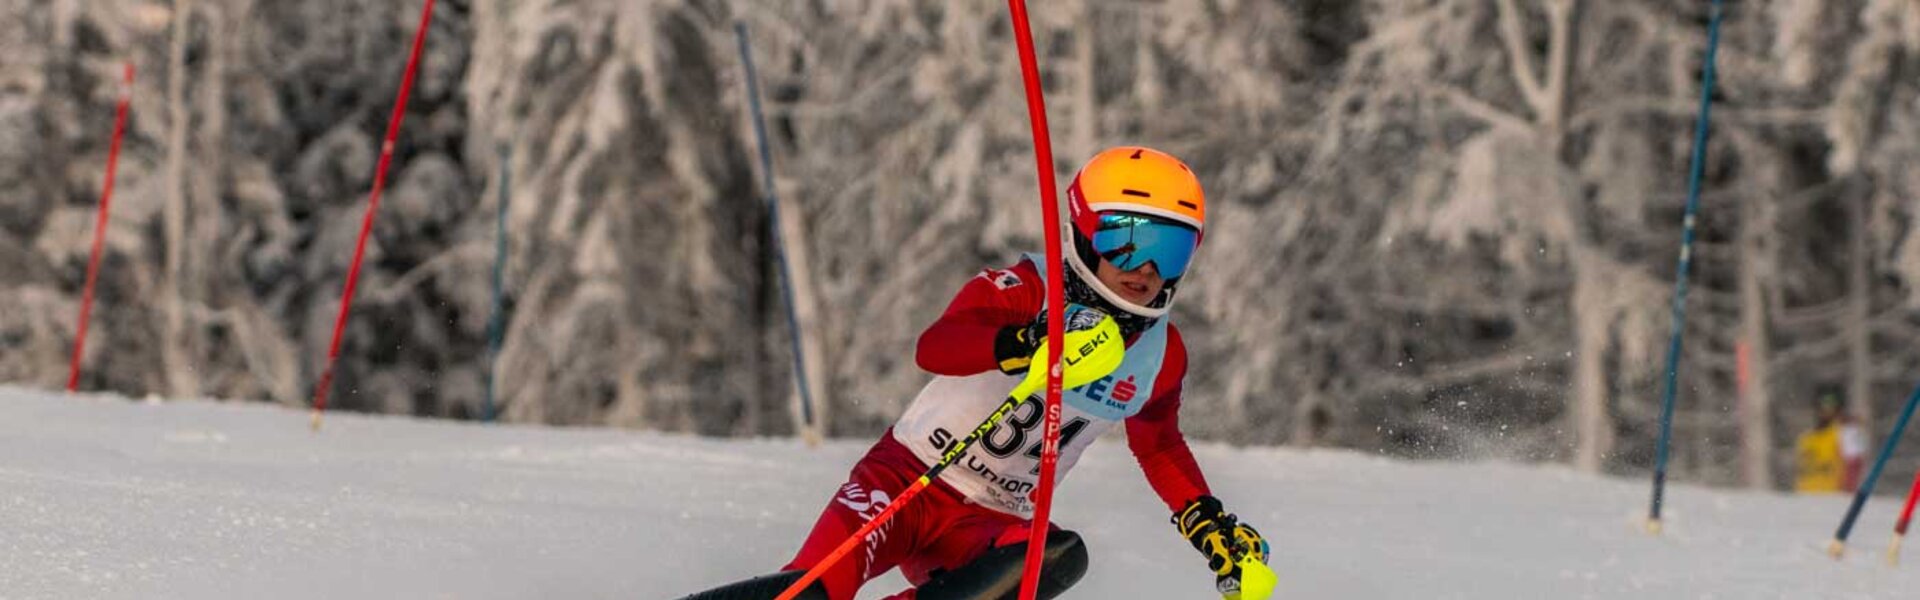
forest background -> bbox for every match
[4,0,1920,492]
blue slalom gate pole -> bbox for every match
[1647,0,1725,532]
[1828,382,1920,557]
[483,144,511,423]
[735,21,820,443]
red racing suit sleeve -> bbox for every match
[914,260,1044,376]
[1125,325,1212,512]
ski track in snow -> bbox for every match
[1,385,1913,599]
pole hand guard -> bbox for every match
[1008,307,1123,401]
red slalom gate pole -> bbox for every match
[310,0,437,431]
[1004,0,1067,597]
[1892,468,1920,565]
[67,63,135,393]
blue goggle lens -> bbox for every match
[1089,213,1198,278]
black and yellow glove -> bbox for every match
[1174,495,1270,596]
[993,317,1045,375]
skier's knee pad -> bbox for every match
[916,530,1088,600]
[674,570,830,600]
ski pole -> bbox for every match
[774,314,1125,600]
[1830,381,1920,558]
[1890,467,1920,565]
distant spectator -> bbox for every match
[1795,389,1868,493]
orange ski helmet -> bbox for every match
[1064,146,1206,320]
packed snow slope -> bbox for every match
[2,385,1915,599]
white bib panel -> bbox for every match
[892,255,1169,517]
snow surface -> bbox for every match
[2,385,1915,599]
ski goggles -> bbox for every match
[1088,212,1200,278]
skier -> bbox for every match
[679,147,1269,599]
